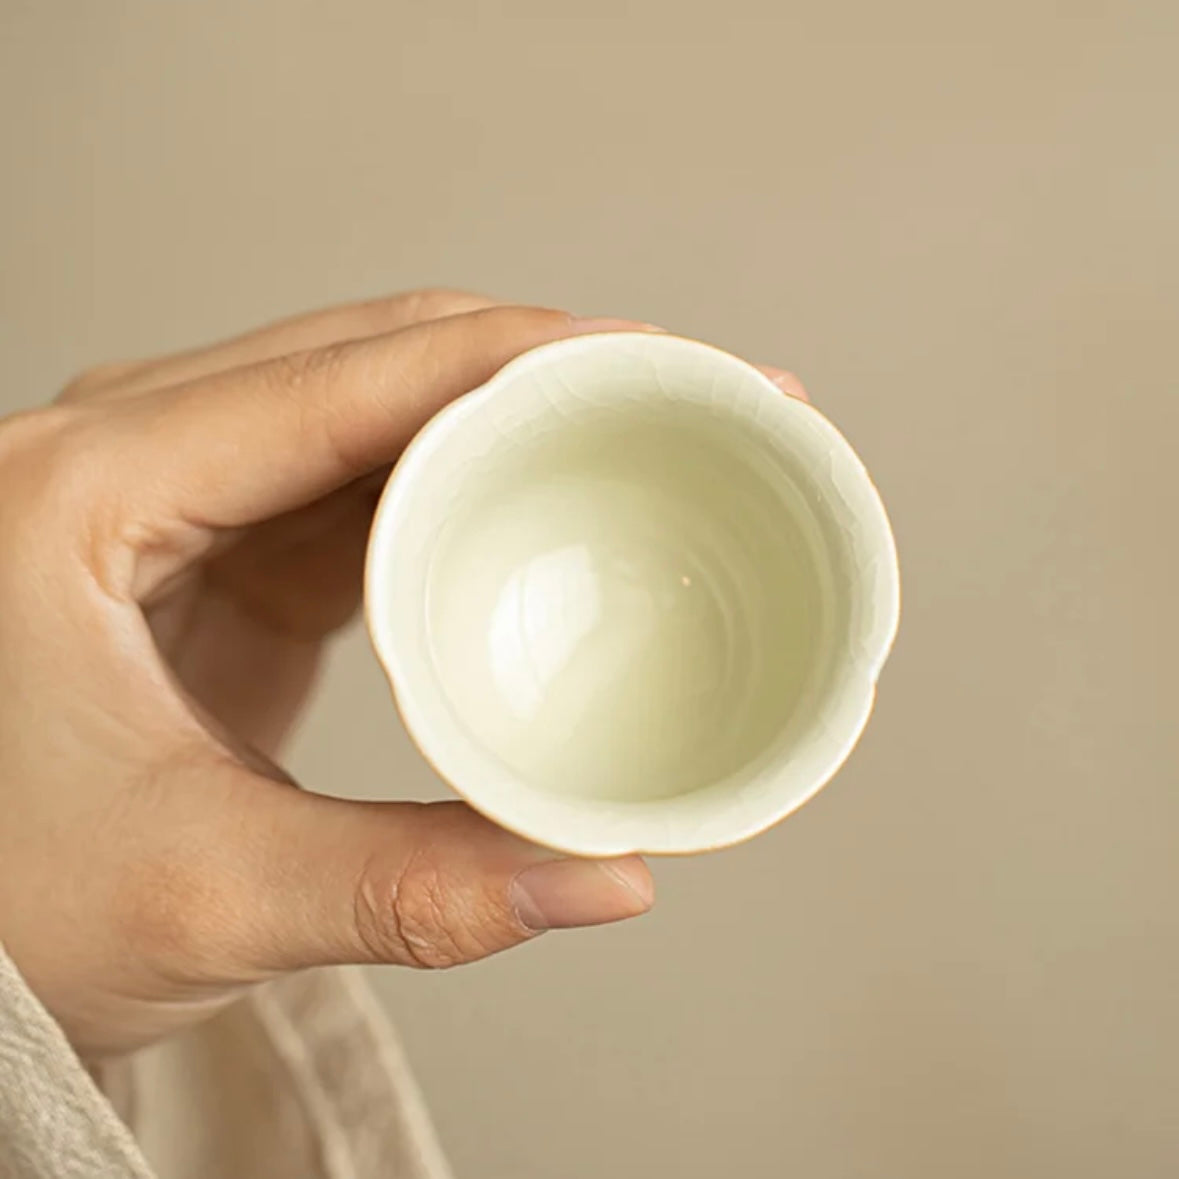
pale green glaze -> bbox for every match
[366,333,899,855]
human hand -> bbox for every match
[0,292,678,1059]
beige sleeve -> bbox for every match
[1,945,452,1179]
[0,942,154,1179]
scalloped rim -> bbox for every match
[364,333,900,856]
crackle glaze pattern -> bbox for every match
[366,334,899,855]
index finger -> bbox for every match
[61,288,501,403]
[111,307,653,533]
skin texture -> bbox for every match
[0,291,806,1060]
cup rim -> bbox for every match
[365,332,900,856]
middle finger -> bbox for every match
[61,288,501,402]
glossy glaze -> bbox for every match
[426,413,824,803]
[366,333,899,855]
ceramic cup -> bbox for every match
[365,332,899,856]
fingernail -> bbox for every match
[570,317,666,335]
[761,366,809,401]
[510,856,654,931]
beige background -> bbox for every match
[2,2,1177,1176]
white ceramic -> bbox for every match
[365,333,899,856]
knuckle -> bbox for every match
[354,851,463,969]
[0,404,72,460]
[391,859,469,969]
[350,288,497,339]
[0,406,106,524]
[58,361,140,402]
[353,829,512,970]
[399,287,478,321]
[0,405,148,605]
[264,340,370,471]
[267,337,353,394]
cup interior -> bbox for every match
[368,334,898,853]
[425,408,831,804]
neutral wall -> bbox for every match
[2,3,1177,1176]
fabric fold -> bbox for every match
[1,945,451,1179]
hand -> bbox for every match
[0,292,674,1060]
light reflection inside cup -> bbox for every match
[425,414,827,803]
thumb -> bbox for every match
[235,785,654,973]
